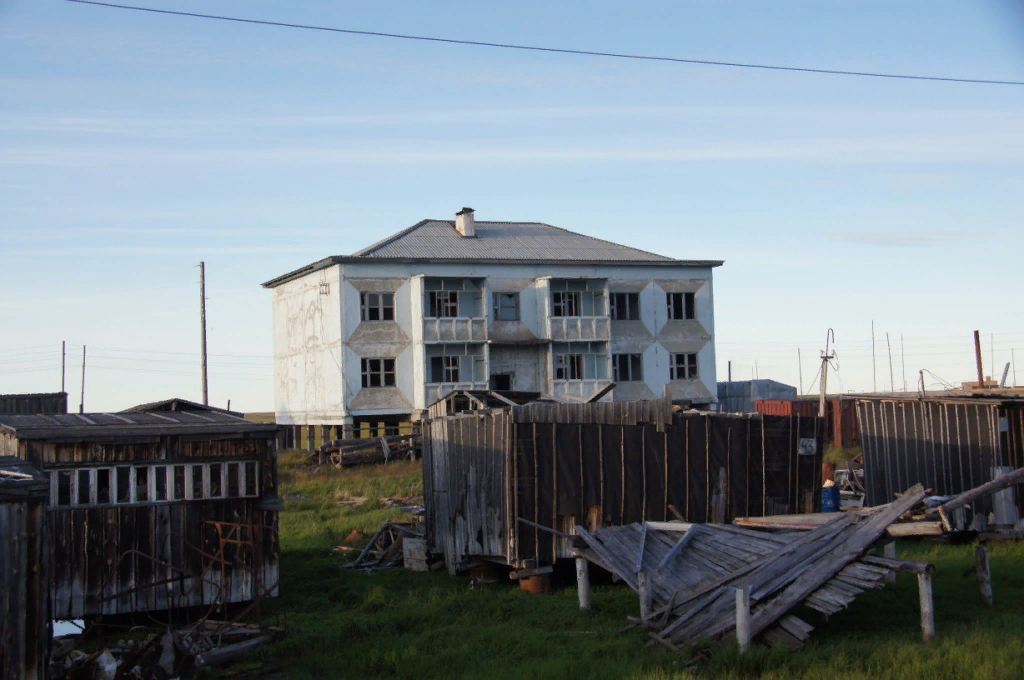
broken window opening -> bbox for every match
[609,293,640,321]
[670,352,699,380]
[428,291,460,318]
[667,292,696,320]
[612,353,644,382]
[430,355,461,383]
[360,292,395,322]
[492,292,520,321]
[361,357,397,388]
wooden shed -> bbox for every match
[0,457,50,680]
[422,395,823,570]
[0,392,68,415]
[0,411,281,620]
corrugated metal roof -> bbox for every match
[0,411,279,440]
[353,220,679,262]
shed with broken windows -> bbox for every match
[0,411,281,620]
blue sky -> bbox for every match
[2,0,1023,411]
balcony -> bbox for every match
[423,317,488,343]
[546,316,610,342]
[424,381,489,406]
[551,379,613,402]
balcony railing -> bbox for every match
[551,379,613,401]
[424,381,489,406]
[423,317,487,343]
[546,316,611,342]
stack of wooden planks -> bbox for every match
[314,434,421,467]
[573,484,934,651]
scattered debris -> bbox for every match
[50,619,283,678]
[574,484,936,651]
[313,434,421,467]
[342,521,425,570]
[343,529,366,544]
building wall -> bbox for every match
[272,260,718,424]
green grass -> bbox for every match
[244,451,1024,679]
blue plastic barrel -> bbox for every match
[820,487,840,513]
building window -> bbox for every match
[552,291,580,317]
[612,354,643,382]
[49,461,260,508]
[361,358,396,387]
[493,292,520,321]
[670,353,699,380]
[554,353,583,380]
[430,355,461,383]
[553,342,608,380]
[428,291,459,318]
[360,293,394,321]
[609,293,640,320]
[667,292,695,320]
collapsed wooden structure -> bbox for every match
[573,484,935,651]
[856,394,1024,528]
[422,395,824,570]
[314,433,421,467]
[0,457,50,680]
[0,411,281,619]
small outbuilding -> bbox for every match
[0,457,50,680]
[0,411,281,620]
[0,392,68,415]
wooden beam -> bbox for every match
[928,465,1024,519]
[976,544,993,607]
[735,586,751,654]
[918,572,935,641]
[576,557,591,610]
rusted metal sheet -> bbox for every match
[0,457,50,680]
[423,400,823,568]
[756,398,859,449]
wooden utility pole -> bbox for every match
[871,320,877,392]
[798,348,803,396]
[199,261,209,405]
[819,329,835,418]
[61,340,66,393]
[886,332,895,392]
[974,330,985,389]
[79,345,86,414]
[901,334,906,392]
[727,360,731,382]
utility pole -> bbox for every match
[974,330,985,389]
[797,348,803,396]
[991,333,995,383]
[755,360,759,381]
[819,329,835,418]
[61,340,66,393]
[199,261,209,406]
[727,361,732,382]
[1013,349,1018,387]
[1000,363,1011,388]
[886,332,894,393]
[871,321,877,392]
[79,345,86,414]
[919,369,925,397]
[900,334,906,392]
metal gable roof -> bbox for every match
[352,220,680,262]
[0,411,279,441]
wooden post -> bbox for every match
[637,571,651,620]
[884,542,896,583]
[79,344,86,413]
[918,572,935,641]
[199,260,209,405]
[976,544,993,607]
[575,557,591,610]
[735,585,751,653]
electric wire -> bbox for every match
[65,0,1024,87]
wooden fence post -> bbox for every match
[576,557,591,610]
[637,571,651,620]
[918,572,935,641]
[884,541,896,583]
[735,585,751,653]
[976,544,993,607]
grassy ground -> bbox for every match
[244,451,1024,679]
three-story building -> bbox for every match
[262,208,722,435]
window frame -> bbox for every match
[609,293,640,321]
[554,352,583,380]
[492,292,520,321]
[360,357,397,387]
[427,290,460,318]
[429,354,462,383]
[552,291,581,317]
[612,353,644,382]
[666,292,696,320]
[669,352,699,380]
[359,292,395,322]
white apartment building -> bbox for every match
[262,208,723,431]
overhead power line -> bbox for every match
[66,0,1024,87]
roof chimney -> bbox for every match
[455,207,475,237]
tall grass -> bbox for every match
[248,452,1024,679]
